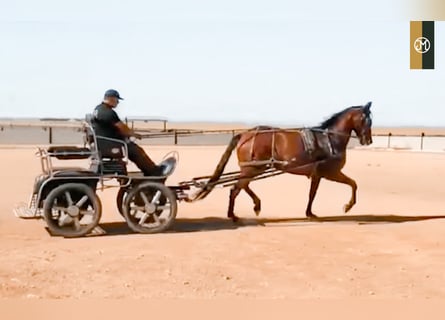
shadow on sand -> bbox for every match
[90,214,445,237]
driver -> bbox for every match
[92,89,163,176]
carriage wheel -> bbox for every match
[116,187,128,217]
[123,181,177,234]
[43,183,102,238]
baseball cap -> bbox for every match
[104,89,124,100]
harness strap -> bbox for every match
[249,127,259,161]
[323,131,334,155]
[271,131,276,165]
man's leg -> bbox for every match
[126,142,162,176]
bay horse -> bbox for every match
[195,102,373,222]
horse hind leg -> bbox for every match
[244,184,261,216]
[227,169,262,222]
[228,184,242,222]
[227,181,260,222]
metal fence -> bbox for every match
[0,123,444,151]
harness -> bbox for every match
[300,128,335,159]
[239,127,336,168]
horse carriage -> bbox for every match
[13,115,192,237]
[14,102,373,237]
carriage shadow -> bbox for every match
[94,214,445,237]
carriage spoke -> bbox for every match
[80,209,95,216]
[152,213,161,224]
[76,195,89,208]
[156,205,171,211]
[65,191,74,206]
[140,192,150,206]
[151,191,162,204]
[53,206,68,213]
[138,213,149,225]
[73,217,81,231]
[130,205,145,212]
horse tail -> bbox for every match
[191,133,242,200]
[208,133,242,183]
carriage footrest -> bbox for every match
[13,203,41,219]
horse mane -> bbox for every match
[317,106,363,129]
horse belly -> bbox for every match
[282,163,315,177]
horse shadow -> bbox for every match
[89,213,445,237]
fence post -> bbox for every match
[163,120,167,132]
[420,132,425,150]
[48,127,53,144]
[174,130,178,145]
[387,132,392,148]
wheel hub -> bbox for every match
[67,205,80,217]
[144,203,157,214]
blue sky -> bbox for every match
[0,0,444,126]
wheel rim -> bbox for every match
[116,188,128,216]
[46,187,99,234]
[125,184,176,231]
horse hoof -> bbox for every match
[230,215,239,223]
[254,209,261,216]
[306,212,318,219]
[343,204,353,213]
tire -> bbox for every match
[43,183,102,238]
[116,187,128,217]
[123,181,177,234]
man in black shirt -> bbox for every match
[92,89,163,176]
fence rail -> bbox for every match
[0,123,444,150]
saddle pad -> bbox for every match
[300,129,334,159]
[300,129,317,154]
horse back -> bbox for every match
[236,127,304,162]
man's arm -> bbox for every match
[114,121,142,139]
[95,107,142,139]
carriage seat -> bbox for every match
[91,139,127,175]
[83,114,128,175]
[84,113,126,160]
[47,146,92,160]
[95,139,125,159]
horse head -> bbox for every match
[351,101,373,146]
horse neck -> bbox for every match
[328,119,354,152]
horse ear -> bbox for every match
[364,101,372,111]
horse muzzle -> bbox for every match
[360,136,373,146]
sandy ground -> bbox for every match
[1,145,445,299]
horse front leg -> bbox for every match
[324,171,357,213]
[305,175,321,218]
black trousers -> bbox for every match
[126,142,158,176]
